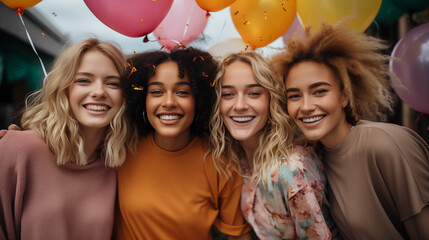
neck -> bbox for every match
[322,119,353,149]
[81,127,105,159]
[153,131,192,152]
[239,139,258,173]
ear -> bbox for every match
[341,93,349,108]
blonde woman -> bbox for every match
[274,22,429,239]
[0,38,138,240]
[210,52,337,239]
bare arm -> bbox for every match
[404,205,429,240]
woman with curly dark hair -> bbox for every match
[115,47,251,239]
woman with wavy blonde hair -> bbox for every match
[274,22,429,239]
[0,38,138,240]
[209,51,337,239]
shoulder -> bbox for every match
[354,120,428,154]
[0,130,44,152]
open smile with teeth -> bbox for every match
[301,115,325,123]
[158,114,182,120]
[84,104,109,111]
[231,116,254,123]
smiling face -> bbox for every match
[68,49,123,136]
[219,61,270,146]
[285,61,350,148]
[146,61,195,149]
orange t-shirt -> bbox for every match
[115,135,250,239]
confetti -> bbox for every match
[202,72,208,77]
[41,29,45,37]
[52,12,57,17]
[243,21,250,25]
[282,1,287,12]
[210,79,216,87]
[234,11,239,16]
[264,11,267,20]
[152,65,156,69]
[131,84,144,90]
[133,49,137,55]
[140,19,144,27]
[125,59,137,79]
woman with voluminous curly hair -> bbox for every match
[209,51,339,239]
[115,47,251,239]
[0,38,138,240]
[273,22,429,239]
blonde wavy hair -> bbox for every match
[21,38,138,167]
[272,22,395,124]
[209,52,295,184]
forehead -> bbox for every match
[222,61,257,86]
[149,61,189,85]
[285,61,338,87]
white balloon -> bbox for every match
[208,38,253,59]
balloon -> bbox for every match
[84,0,173,37]
[390,23,429,114]
[195,0,237,12]
[1,0,41,10]
[208,38,253,59]
[282,14,305,44]
[230,0,296,48]
[375,0,404,25]
[391,0,429,13]
[154,0,207,50]
[297,0,382,32]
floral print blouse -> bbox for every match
[241,145,335,239]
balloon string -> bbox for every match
[182,1,196,39]
[18,12,48,81]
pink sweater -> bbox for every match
[0,130,116,240]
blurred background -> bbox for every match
[0,0,428,143]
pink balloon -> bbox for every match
[84,0,173,37]
[154,0,208,50]
[282,15,305,44]
[390,23,429,114]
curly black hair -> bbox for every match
[122,47,217,138]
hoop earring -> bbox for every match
[142,110,148,125]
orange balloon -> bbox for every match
[230,0,296,48]
[195,0,237,12]
[1,0,42,10]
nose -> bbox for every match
[90,80,106,99]
[300,95,316,113]
[162,92,176,108]
[233,94,248,111]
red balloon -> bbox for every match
[84,0,174,37]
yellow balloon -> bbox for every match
[231,0,296,48]
[1,0,42,10]
[297,0,381,32]
[196,0,238,12]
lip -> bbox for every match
[83,103,111,113]
[156,113,183,124]
[298,114,326,128]
[229,115,255,125]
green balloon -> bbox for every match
[391,0,429,12]
[375,0,404,25]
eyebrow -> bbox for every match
[286,82,331,93]
[221,83,262,89]
[75,72,119,79]
[148,81,191,87]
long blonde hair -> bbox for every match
[209,52,295,184]
[272,22,395,124]
[21,38,138,167]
